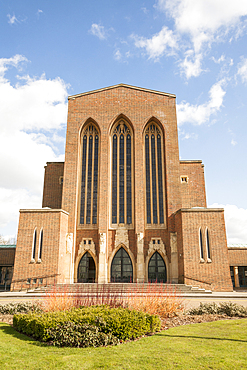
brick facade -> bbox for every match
[11,84,235,291]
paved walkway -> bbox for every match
[1,290,247,309]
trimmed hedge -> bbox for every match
[0,302,41,315]
[13,305,161,343]
[187,302,247,317]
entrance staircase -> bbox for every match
[33,283,212,295]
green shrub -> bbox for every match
[0,301,41,315]
[13,305,161,343]
[187,302,247,317]
[47,320,119,347]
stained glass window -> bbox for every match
[111,121,133,225]
[145,123,165,225]
[80,124,99,225]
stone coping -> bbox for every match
[174,207,224,215]
[179,160,203,164]
[228,244,247,249]
[19,209,69,215]
[68,83,176,100]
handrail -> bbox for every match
[183,275,212,286]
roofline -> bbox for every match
[180,160,203,164]
[68,84,176,100]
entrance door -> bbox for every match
[239,266,247,287]
[111,247,133,283]
[148,251,167,283]
[77,252,96,283]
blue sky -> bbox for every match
[0,0,247,243]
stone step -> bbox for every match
[35,283,211,295]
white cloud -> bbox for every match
[114,50,122,60]
[0,55,68,236]
[7,13,19,25]
[210,203,247,244]
[132,0,247,78]
[132,26,178,60]
[177,79,226,125]
[89,23,106,40]
[237,57,247,83]
[231,139,237,146]
[158,0,247,47]
[179,51,203,79]
[212,55,225,64]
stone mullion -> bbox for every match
[84,134,89,224]
[90,135,95,225]
[149,134,153,224]
[155,133,160,224]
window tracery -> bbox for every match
[111,120,133,225]
[144,123,165,225]
[80,123,99,225]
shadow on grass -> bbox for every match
[0,324,50,347]
[157,332,247,343]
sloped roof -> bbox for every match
[68,83,176,100]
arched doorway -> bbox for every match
[148,251,167,283]
[77,252,96,283]
[111,247,133,283]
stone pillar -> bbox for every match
[234,266,240,288]
[98,233,107,284]
[136,233,145,283]
[170,232,178,283]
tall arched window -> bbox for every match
[111,120,133,225]
[80,123,99,225]
[206,228,211,261]
[144,122,165,225]
[38,229,43,261]
[31,228,37,261]
[199,228,204,261]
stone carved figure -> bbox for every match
[99,233,106,254]
[170,232,177,253]
[66,233,73,254]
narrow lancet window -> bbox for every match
[206,228,211,260]
[31,228,37,261]
[80,124,99,225]
[111,120,133,225]
[144,123,165,225]
[199,228,204,260]
[38,229,43,261]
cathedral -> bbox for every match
[11,84,235,291]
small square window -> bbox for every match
[27,278,31,284]
[88,240,91,245]
[181,176,188,183]
[33,278,37,283]
[153,240,155,244]
[84,240,86,245]
[59,176,63,185]
[157,240,160,244]
[39,278,43,284]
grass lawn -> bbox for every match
[0,319,246,369]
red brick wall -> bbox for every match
[62,86,181,239]
[228,248,247,266]
[0,248,15,265]
[12,209,68,290]
[180,161,207,208]
[42,162,64,209]
[175,208,232,291]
